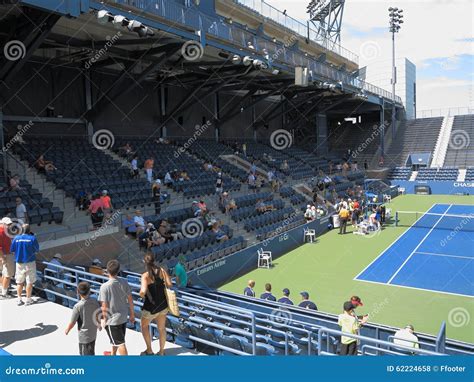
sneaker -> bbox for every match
[25,298,34,306]
[0,294,13,300]
[17,299,24,306]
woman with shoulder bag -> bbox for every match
[139,253,172,355]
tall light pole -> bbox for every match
[389,7,403,137]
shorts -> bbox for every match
[141,307,168,321]
[105,323,127,346]
[340,341,358,356]
[1,254,15,278]
[15,261,36,284]
[79,340,96,355]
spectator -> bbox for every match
[152,180,161,215]
[250,162,257,175]
[342,162,349,176]
[147,225,165,249]
[164,171,173,186]
[46,253,64,283]
[304,205,313,222]
[244,280,256,297]
[159,219,182,242]
[338,204,350,235]
[89,259,103,276]
[338,301,368,355]
[131,155,139,179]
[88,194,105,229]
[99,260,135,356]
[220,192,236,214]
[247,172,256,191]
[9,175,21,191]
[35,154,56,174]
[211,222,229,242]
[191,201,202,217]
[198,200,208,216]
[101,190,113,215]
[120,143,133,158]
[393,325,420,352]
[139,254,172,356]
[298,291,317,310]
[133,210,146,238]
[15,197,27,223]
[65,281,101,355]
[242,143,247,157]
[267,169,274,184]
[144,157,154,183]
[10,224,39,306]
[215,173,223,194]
[280,160,289,172]
[260,283,276,301]
[278,288,293,305]
[0,217,14,299]
[174,255,188,288]
[123,214,136,238]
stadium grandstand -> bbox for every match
[0,0,472,366]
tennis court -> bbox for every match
[355,204,474,297]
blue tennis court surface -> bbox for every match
[356,204,474,297]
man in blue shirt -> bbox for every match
[243,280,255,297]
[10,225,39,306]
[260,283,276,301]
[298,291,318,310]
[278,288,294,305]
[174,255,188,288]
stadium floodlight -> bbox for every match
[112,15,129,29]
[127,20,154,37]
[232,55,241,64]
[272,69,280,75]
[97,10,113,25]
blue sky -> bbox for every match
[266,0,474,111]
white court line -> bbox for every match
[414,251,474,261]
[387,204,453,285]
[356,278,474,299]
[353,203,437,281]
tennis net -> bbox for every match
[395,211,474,232]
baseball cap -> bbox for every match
[282,288,290,296]
[53,253,62,259]
[350,296,364,306]
[92,259,102,265]
[0,217,12,225]
[343,301,355,311]
[300,291,309,299]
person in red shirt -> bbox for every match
[0,217,14,299]
[144,158,154,183]
[100,190,113,215]
[88,195,105,229]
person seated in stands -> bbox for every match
[191,201,202,217]
[280,160,289,172]
[255,199,273,214]
[180,170,190,181]
[119,142,133,158]
[138,223,154,250]
[88,259,104,275]
[131,154,139,179]
[147,225,165,249]
[304,205,313,221]
[342,161,349,176]
[298,291,318,310]
[250,161,257,175]
[134,210,146,239]
[164,171,173,186]
[260,283,276,301]
[336,162,342,172]
[9,174,21,191]
[198,200,208,216]
[123,214,136,238]
[203,162,213,172]
[211,222,228,242]
[247,172,256,191]
[35,154,56,174]
[352,161,358,171]
[221,192,237,214]
[159,219,182,242]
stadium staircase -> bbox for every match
[384,117,443,167]
[409,171,418,181]
[430,116,454,168]
[443,114,474,168]
[457,169,466,182]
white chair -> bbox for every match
[304,228,316,243]
[257,248,272,269]
[383,194,392,203]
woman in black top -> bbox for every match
[139,253,172,355]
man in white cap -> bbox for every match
[0,217,15,299]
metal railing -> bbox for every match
[234,0,358,64]
[416,107,474,119]
[106,0,401,104]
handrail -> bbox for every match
[317,327,445,356]
[5,151,27,180]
